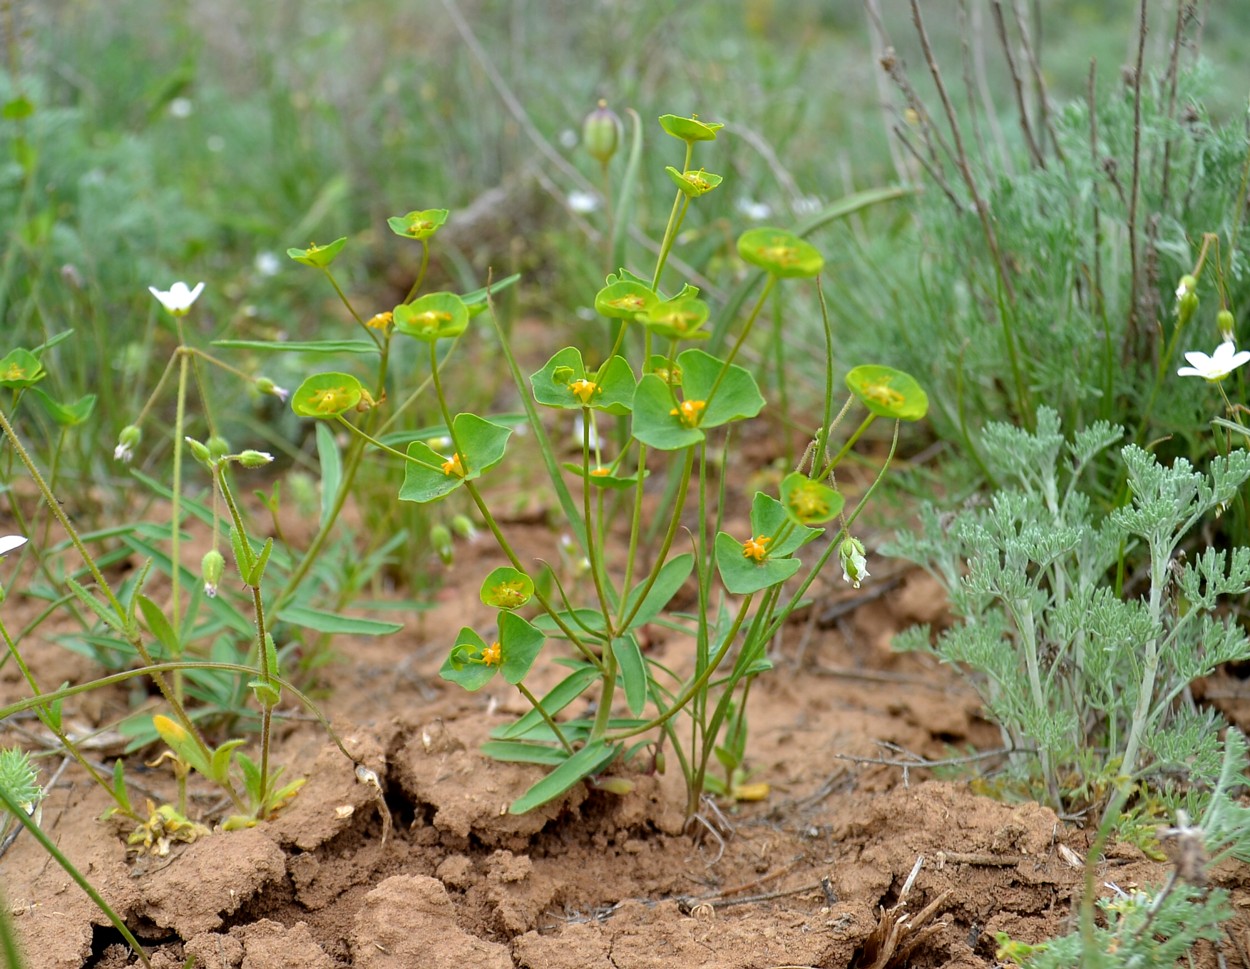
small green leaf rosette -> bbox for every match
[716,492,822,594]
[287,237,347,268]
[440,612,545,691]
[780,472,844,526]
[665,168,722,198]
[737,228,823,278]
[398,413,511,502]
[642,297,710,341]
[594,280,658,321]
[845,365,929,421]
[291,372,364,418]
[480,567,534,610]
[393,292,469,342]
[386,208,449,241]
[631,348,764,451]
[530,348,635,414]
[659,113,723,142]
[0,348,45,388]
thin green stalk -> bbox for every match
[0,614,138,820]
[0,785,151,969]
[819,414,876,478]
[706,275,776,405]
[581,409,615,639]
[764,422,899,642]
[608,593,753,742]
[1120,553,1168,781]
[169,345,190,704]
[0,406,216,768]
[616,448,695,632]
[516,681,574,754]
[320,267,375,339]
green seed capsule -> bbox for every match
[582,100,622,165]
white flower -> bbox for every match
[1176,340,1250,381]
[734,197,772,221]
[254,251,281,277]
[839,537,869,589]
[567,190,600,214]
[0,535,27,556]
[168,97,193,119]
[114,441,133,463]
[149,281,205,316]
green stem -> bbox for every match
[517,681,574,753]
[0,785,151,969]
[820,413,876,478]
[706,275,776,405]
[608,593,753,741]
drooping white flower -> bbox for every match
[839,537,869,589]
[148,281,205,316]
[114,441,133,463]
[1176,340,1250,381]
[0,535,27,556]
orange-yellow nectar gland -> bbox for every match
[742,535,771,562]
[670,399,706,427]
[861,381,905,407]
[310,386,352,414]
[761,245,798,267]
[789,485,829,520]
[590,467,611,477]
[492,581,528,608]
[479,642,502,666]
[441,454,465,477]
[415,310,453,332]
[607,296,647,311]
[569,378,599,404]
[3,364,25,381]
[366,311,393,330]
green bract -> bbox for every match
[386,208,449,241]
[642,298,710,341]
[631,349,764,451]
[286,237,347,268]
[846,365,928,421]
[664,167,723,198]
[480,567,534,610]
[736,228,823,278]
[0,348,45,388]
[440,612,545,690]
[30,389,96,426]
[715,492,822,595]
[659,113,723,142]
[398,413,512,502]
[594,280,658,320]
[530,348,635,414]
[560,463,647,489]
[290,372,364,418]
[780,472,844,525]
[393,292,469,342]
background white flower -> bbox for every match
[149,281,205,316]
[1176,340,1250,380]
[0,535,27,556]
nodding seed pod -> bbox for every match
[582,99,622,166]
[431,524,454,565]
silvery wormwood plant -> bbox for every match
[887,407,1250,817]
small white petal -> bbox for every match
[0,535,28,556]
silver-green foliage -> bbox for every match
[887,408,1250,806]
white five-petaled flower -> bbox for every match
[114,441,133,463]
[1176,340,1250,381]
[0,535,27,556]
[149,281,205,316]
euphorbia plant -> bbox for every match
[291,109,922,817]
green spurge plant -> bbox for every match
[289,110,924,817]
[888,408,1250,815]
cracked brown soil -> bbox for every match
[4,521,1249,968]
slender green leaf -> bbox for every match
[480,740,569,766]
[624,553,694,629]
[277,604,403,635]
[494,666,599,739]
[315,422,342,529]
[611,634,647,716]
[508,739,619,814]
[212,338,378,354]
